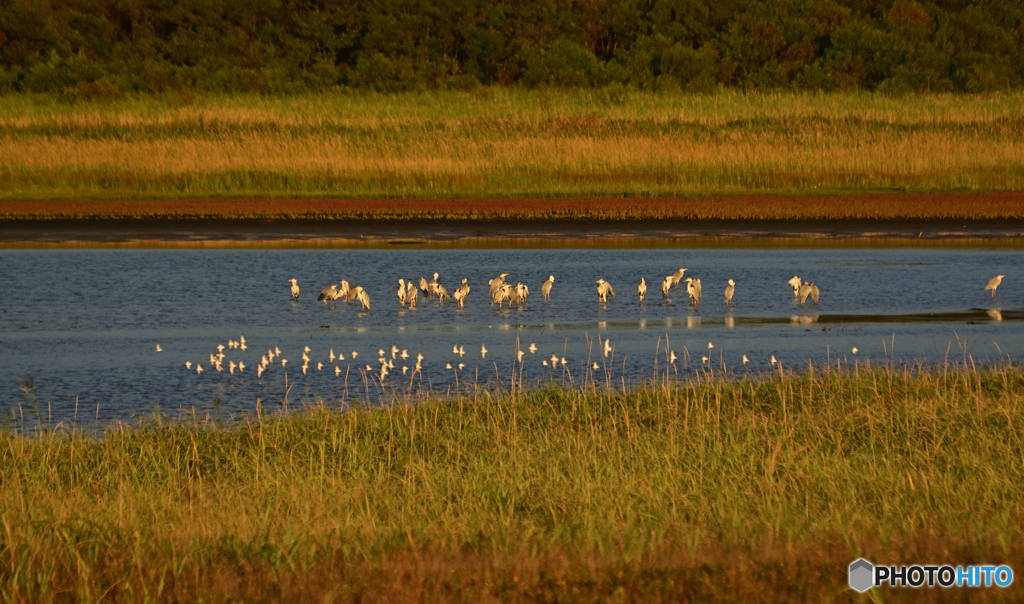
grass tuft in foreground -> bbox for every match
[2,364,1022,601]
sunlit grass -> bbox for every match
[2,363,1022,600]
[0,89,1022,210]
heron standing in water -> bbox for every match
[397,279,407,305]
[596,279,615,302]
[670,268,688,288]
[490,273,510,298]
[289,278,300,300]
[788,276,802,295]
[798,282,820,305]
[541,275,554,301]
[419,277,430,298]
[454,278,470,308]
[724,279,735,304]
[407,281,419,308]
[685,278,701,305]
[986,275,1005,297]
[638,278,647,301]
[661,276,673,296]
[318,283,340,306]
[351,286,371,310]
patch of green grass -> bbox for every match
[1,364,1022,600]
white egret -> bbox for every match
[289,278,300,300]
[638,278,647,301]
[724,279,735,304]
[985,275,1005,297]
[541,276,554,301]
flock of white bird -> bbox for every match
[164,272,1007,383]
[290,268,851,311]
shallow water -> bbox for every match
[1,248,1021,424]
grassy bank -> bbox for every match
[1,90,1023,216]
[2,365,1023,601]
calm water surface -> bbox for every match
[1,248,1021,423]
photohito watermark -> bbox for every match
[849,558,1013,592]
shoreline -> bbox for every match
[3,216,1024,248]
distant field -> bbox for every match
[1,90,1023,219]
[2,366,1022,601]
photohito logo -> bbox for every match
[849,558,1014,592]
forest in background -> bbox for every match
[1,0,1022,101]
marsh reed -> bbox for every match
[2,360,1022,601]
[1,89,1023,213]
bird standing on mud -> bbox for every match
[595,279,615,302]
[724,279,735,304]
[638,278,646,301]
[289,278,300,300]
[541,275,554,301]
[986,275,1005,297]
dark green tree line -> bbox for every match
[0,0,1020,98]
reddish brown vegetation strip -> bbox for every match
[4,192,1024,221]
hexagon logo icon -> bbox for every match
[849,558,874,593]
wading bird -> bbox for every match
[289,278,300,300]
[419,277,430,298]
[454,278,470,308]
[724,279,735,304]
[397,279,406,305]
[353,286,371,310]
[788,276,802,295]
[489,273,509,298]
[670,268,688,288]
[798,282,820,305]
[685,278,701,305]
[318,283,340,306]
[638,278,647,301]
[596,279,615,302]
[541,275,554,301]
[986,275,1005,297]
[661,276,673,296]
[407,282,418,308]
[155,344,162,352]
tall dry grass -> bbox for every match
[0,89,1022,203]
[1,363,1022,601]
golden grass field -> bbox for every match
[1,89,1023,218]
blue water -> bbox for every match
[1,247,1021,423]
